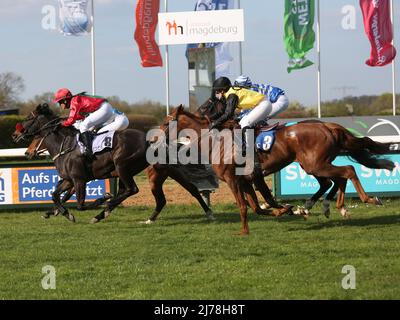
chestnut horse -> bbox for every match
[162,105,395,234]
[199,99,393,218]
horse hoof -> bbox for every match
[260,203,269,210]
[68,214,76,223]
[206,211,216,221]
[374,196,383,206]
[142,219,155,225]
[303,214,310,221]
[104,210,111,219]
[340,208,349,219]
[54,209,60,216]
[104,193,113,200]
[90,218,99,224]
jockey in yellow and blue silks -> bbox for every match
[209,76,289,152]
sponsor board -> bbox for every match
[158,9,244,45]
[0,166,111,206]
[0,169,13,205]
[276,154,400,198]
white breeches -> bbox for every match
[239,95,289,128]
[79,102,129,133]
[97,113,129,133]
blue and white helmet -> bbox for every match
[234,75,252,87]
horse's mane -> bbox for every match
[175,106,209,124]
[36,103,78,136]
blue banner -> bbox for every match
[16,168,109,203]
[278,154,400,197]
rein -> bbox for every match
[52,135,76,161]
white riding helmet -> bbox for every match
[234,75,253,87]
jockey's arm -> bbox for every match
[62,105,80,127]
[213,94,239,128]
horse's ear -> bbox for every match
[36,103,51,115]
[177,104,184,112]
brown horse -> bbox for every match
[24,127,282,222]
[161,105,395,234]
[17,117,215,223]
[199,99,393,218]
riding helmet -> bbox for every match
[212,77,232,92]
[53,88,72,103]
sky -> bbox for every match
[0,0,399,109]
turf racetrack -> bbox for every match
[0,200,399,299]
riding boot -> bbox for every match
[80,131,94,159]
[241,126,249,157]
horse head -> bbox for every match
[25,136,48,160]
[12,103,57,143]
[196,98,225,119]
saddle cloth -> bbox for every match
[77,131,115,155]
[255,122,297,152]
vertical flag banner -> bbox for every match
[360,0,397,67]
[58,0,91,36]
[134,0,163,67]
[187,0,233,78]
[284,0,315,73]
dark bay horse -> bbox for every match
[13,105,213,223]
[162,105,395,234]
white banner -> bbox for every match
[59,0,91,36]
[158,9,244,45]
[0,169,12,205]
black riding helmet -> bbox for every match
[211,77,232,101]
[212,77,232,92]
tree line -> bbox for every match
[1,72,399,122]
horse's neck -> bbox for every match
[43,130,76,156]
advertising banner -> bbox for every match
[360,0,397,67]
[186,0,234,78]
[0,169,13,205]
[0,166,111,206]
[158,9,244,45]
[58,0,91,36]
[276,155,400,199]
[284,0,315,73]
[134,0,163,67]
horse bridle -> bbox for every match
[16,114,61,143]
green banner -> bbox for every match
[284,0,315,73]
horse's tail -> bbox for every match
[329,124,395,171]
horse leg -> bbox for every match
[91,179,127,224]
[225,175,249,235]
[42,179,71,219]
[91,173,138,224]
[74,180,87,212]
[143,168,168,223]
[51,179,75,222]
[159,166,215,221]
[240,179,269,216]
[252,174,293,216]
[300,177,333,217]
[334,178,350,219]
[322,178,341,218]
[308,163,353,219]
[350,174,383,206]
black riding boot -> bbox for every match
[241,126,251,156]
[80,131,93,159]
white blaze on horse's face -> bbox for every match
[215,92,224,100]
